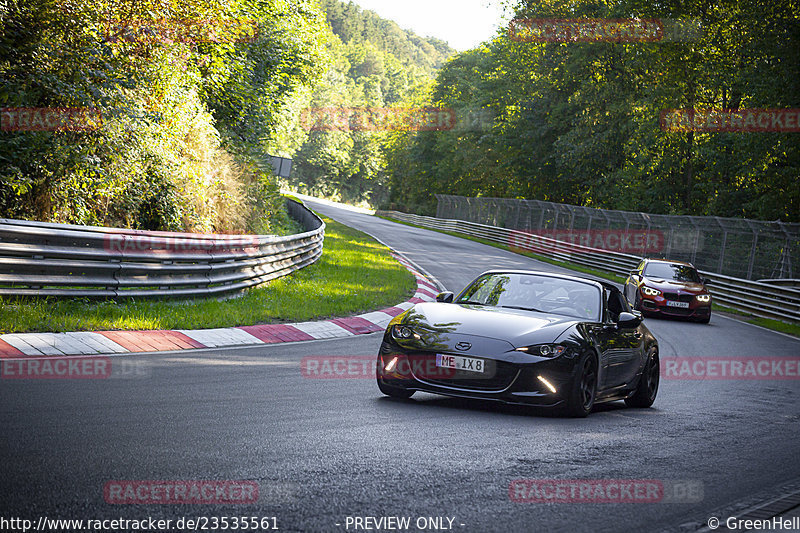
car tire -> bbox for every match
[564,351,598,418]
[376,355,414,399]
[625,348,659,408]
[377,378,415,399]
[697,315,711,324]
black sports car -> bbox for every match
[376,270,660,417]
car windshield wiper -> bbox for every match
[499,305,544,312]
[458,300,486,306]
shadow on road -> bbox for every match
[374,394,661,421]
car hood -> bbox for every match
[400,302,581,352]
[644,278,706,293]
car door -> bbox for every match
[597,288,642,391]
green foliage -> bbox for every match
[320,0,452,76]
[0,0,328,233]
[285,0,454,207]
[7,0,794,227]
[385,0,800,221]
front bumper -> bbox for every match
[377,341,581,407]
[640,294,711,319]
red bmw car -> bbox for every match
[624,259,712,323]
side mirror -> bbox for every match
[617,312,642,329]
[436,291,454,303]
[631,309,643,320]
[629,270,640,278]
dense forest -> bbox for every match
[1,0,798,231]
[320,0,452,76]
[284,0,455,206]
[385,0,800,221]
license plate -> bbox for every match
[436,354,486,374]
[666,301,690,308]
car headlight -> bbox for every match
[515,344,567,358]
[391,325,420,341]
[642,287,661,296]
[696,294,711,303]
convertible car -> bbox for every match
[376,270,660,417]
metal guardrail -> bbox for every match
[377,210,800,324]
[0,199,324,299]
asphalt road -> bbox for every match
[1,198,799,533]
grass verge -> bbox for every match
[377,215,800,338]
[710,303,800,337]
[0,216,416,333]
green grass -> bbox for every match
[0,216,416,333]
[710,303,800,336]
[377,215,800,337]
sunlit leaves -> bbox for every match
[0,0,329,231]
[385,0,800,221]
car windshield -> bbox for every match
[644,262,702,283]
[456,273,601,320]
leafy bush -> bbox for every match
[0,0,327,234]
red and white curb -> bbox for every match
[0,254,441,358]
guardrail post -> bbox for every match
[717,228,728,273]
[690,226,700,265]
[747,230,759,280]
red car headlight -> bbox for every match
[642,286,661,297]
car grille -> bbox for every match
[663,292,694,303]
[408,353,519,392]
